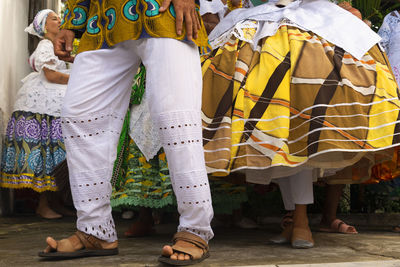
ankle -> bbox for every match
[321,216,336,225]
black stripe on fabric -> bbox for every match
[392,110,400,145]
[203,80,234,145]
[201,49,219,67]
[242,51,291,142]
[203,41,244,145]
[307,46,345,155]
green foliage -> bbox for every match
[353,0,400,30]
[363,179,400,213]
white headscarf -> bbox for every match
[24,9,54,38]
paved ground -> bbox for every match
[0,215,400,267]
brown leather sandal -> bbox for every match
[158,231,210,266]
[38,231,118,259]
[319,219,358,234]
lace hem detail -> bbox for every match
[210,18,307,50]
[129,93,162,161]
[210,20,259,49]
[77,216,117,242]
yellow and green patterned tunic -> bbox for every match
[62,0,210,54]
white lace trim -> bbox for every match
[128,93,162,161]
[12,39,68,117]
[209,0,380,59]
[30,39,66,72]
[13,70,69,117]
[210,20,259,49]
[210,18,306,50]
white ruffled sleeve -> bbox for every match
[378,14,393,53]
[30,40,59,72]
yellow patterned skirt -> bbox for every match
[201,25,400,184]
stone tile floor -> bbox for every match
[0,216,399,267]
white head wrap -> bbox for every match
[24,9,54,38]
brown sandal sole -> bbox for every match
[38,247,118,259]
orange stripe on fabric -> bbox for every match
[288,107,373,149]
[343,54,374,65]
[250,134,301,165]
[243,91,290,108]
[235,67,247,76]
[233,109,244,117]
[209,63,233,80]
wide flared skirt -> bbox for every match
[202,25,400,184]
[0,111,66,192]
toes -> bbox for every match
[171,252,179,260]
[161,245,173,257]
[43,245,52,253]
[177,253,185,261]
[44,237,57,252]
[184,253,190,260]
[348,226,358,233]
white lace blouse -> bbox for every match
[13,39,69,117]
[378,11,400,85]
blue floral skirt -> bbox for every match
[0,111,66,192]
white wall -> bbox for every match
[0,0,31,131]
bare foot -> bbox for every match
[36,193,62,219]
[162,240,202,261]
[43,233,118,253]
[53,205,76,217]
[36,207,62,219]
[319,218,358,234]
[43,235,83,253]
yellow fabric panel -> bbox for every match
[62,0,210,54]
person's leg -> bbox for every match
[43,41,141,253]
[124,207,155,237]
[319,184,357,234]
[138,38,213,261]
[321,184,344,225]
[273,170,314,248]
[289,170,314,248]
[36,192,62,219]
[271,177,295,243]
[277,176,296,211]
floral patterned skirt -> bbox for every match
[0,111,66,192]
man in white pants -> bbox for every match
[272,170,315,249]
[39,0,214,264]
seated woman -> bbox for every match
[0,9,70,219]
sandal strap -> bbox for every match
[331,219,346,231]
[172,231,209,250]
[75,231,103,250]
[171,231,209,260]
[331,219,355,233]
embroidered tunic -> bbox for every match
[62,0,210,54]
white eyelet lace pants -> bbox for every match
[61,38,214,242]
[276,169,314,211]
